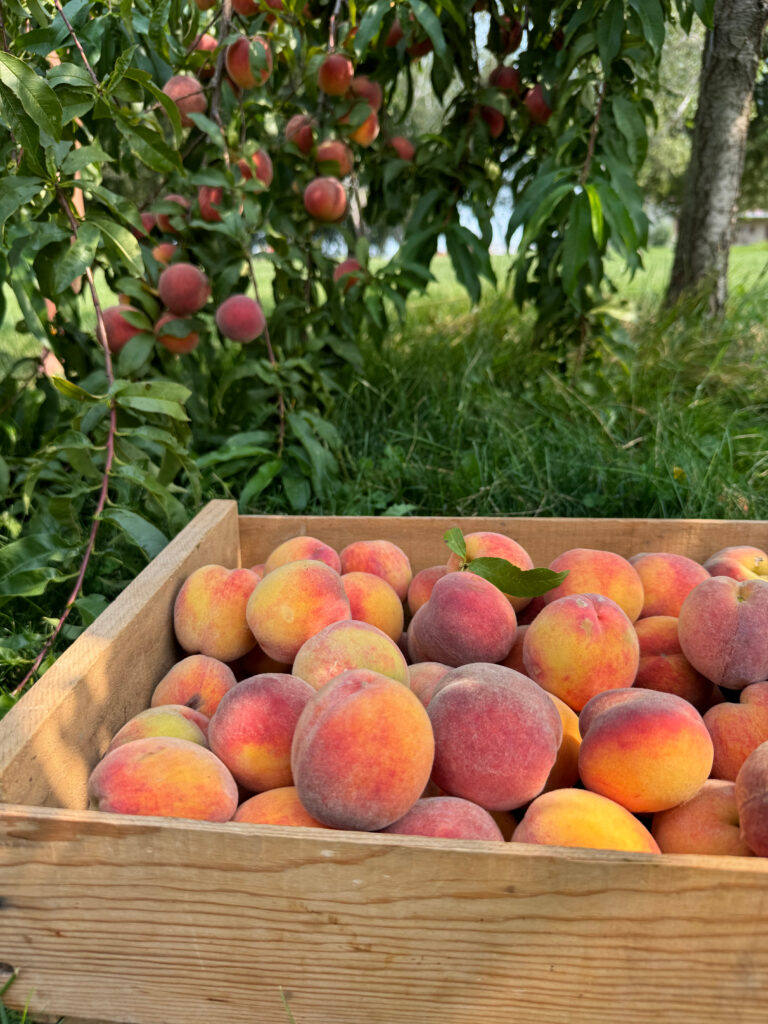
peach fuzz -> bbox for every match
[348,75,383,111]
[237,149,274,188]
[522,593,639,712]
[291,668,435,831]
[381,797,505,841]
[225,35,272,89]
[703,545,768,581]
[341,571,404,642]
[208,673,315,792]
[102,305,144,354]
[285,113,315,153]
[106,705,209,754]
[198,184,222,223]
[88,737,238,822]
[427,662,562,811]
[678,576,768,689]
[543,548,644,622]
[445,531,534,613]
[578,688,714,814]
[317,52,354,96]
[232,786,330,828]
[151,654,237,719]
[303,176,347,222]
[245,559,351,664]
[703,682,768,780]
[316,139,354,177]
[407,662,451,707]
[174,564,260,663]
[629,552,710,618]
[292,619,408,691]
[407,565,448,617]
[264,535,341,574]
[215,295,266,343]
[161,74,206,127]
[541,692,581,792]
[651,780,753,856]
[734,740,768,855]
[633,615,717,713]
[340,539,412,601]
[157,262,209,316]
[409,571,517,668]
[512,789,660,855]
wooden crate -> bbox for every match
[2,499,768,1024]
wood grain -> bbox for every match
[2,805,768,1024]
[0,500,240,810]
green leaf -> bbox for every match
[561,191,594,297]
[112,379,191,403]
[116,333,154,375]
[467,559,569,598]
[99,507,168,559]
[238,459,282,511]
[0,533,78,602]
[0,83,43,173]
[116,119,183,174]
[597,0,624,72]
[585,183,605,248]
[445,225,480,305]
[0,52,62,141]
[443,527,466,562]
[51,376,100,402]
[61,143,113,174]
[0,454,9,498]
[88,213,143,276]
[628,0,665,56]
[612,94,647,168]
[46,62,94,88]
[116,396,189,421]
[0,175,43,230]
[354,0,391,54]
[52,222,100,293]
[408,0,447,60]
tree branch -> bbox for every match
[209,0,232,133]
[580,80,607,185]
[53,0,100,88]
[245,252,286,455]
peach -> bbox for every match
[316,139,354,177]
[215,295,266,343]
[541,692,581,792]
[489,64,522,96]
[292,619,408,690]
[225,35,272,89]
[385,19,404,46]
[193,32,218,79]
[633,615,717,712]
[157,262,209,316]
[678,576,768,689]
[389,136,415,161]
[340,539,412,601]
[264,535,341,574]
[88,736,238,821]
[154,312,199,354]
[407,662,451,707]
[703,682,768,780]
[407,571,517,668]
[303,176,347,221]
[233,786,330,827]
[341,571,404,642]
[652,779,754,856]
[381,797,505,841]
[333,257,363,292]
[317,52,354,96]
[348,75,383,111]
[734,740,768,855]
[427,662,562,811]
[703,545,768,581]
[197,185,223,223]
[512,789,660,854]
[499,15,523,53]
[522,593,639,712]
[155,193,189,233]
[543,548,644,622]
[174,564,260,662]
[341,106,379,146]
[237,149,274,187]
[516,594,546,624]
[407,565,448,617]
[446,531,534,613]
[480,105,505,138]
[106,705,209,753]
[152,241,178,265]
[245,559,351,663]
[151,654,237,719]
[102,305,144,354]
[208,673,315,791]
[629,551,710,618]
[285,113,316,153]
[524,83,552,124]
[162,73,207,127]
[578,688,714,813]
[291,668,435,830]
[139,211,156,235]
[500,623,528,674]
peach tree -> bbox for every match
[0,0,704,687]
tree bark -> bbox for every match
[665,0,768,312]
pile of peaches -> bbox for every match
[88,531,768,858]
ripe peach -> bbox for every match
[524,83,552,124]
[544,547,644,622]
[139,211,157,236]
[237,149,274,187]
[88,736,238,821]
[499,15,523,54]
[480,106,505,139]
[292,619,408,690]
[198,185,223,222]
[407,662,451,707]
[265,536,341,574]
[303,176,347,221]
[522,593,639,711]
[162,74,206,127]
[342,106,380,146]
[652,779,754,856]
[578,688,714,814]
[285,113,315,153]
[446,531,534,613]
[512,788,660,854]
[407,571,517,667]
[489,64,522,96]
[734,740,768,855]
[318,52,354,96]
[703,545,768,581]
[102,305,144,354]
[155,193,189,234]
[678,576,768,689]
[158,262,209,316]
[152,241,178,265]
[629,551,710,618]
[332,257,362,292]
[427,662,562,810]
[541,692,581,792]
[233,786,330,827]
[174,564,260,662]
[232,0,258,13]
[407,565,448,617]
[316,139,354,177]
[633,615,717,712]
[226,35,272,89]
[340,539,412,601]
[215,295,266,343]
[106,704,210,753]
[154,312,199,354]
[389,136,415,161]
[341,571,404,642]
[348,75,383,111]
[193,33,217,79]
[195,0,216,10]
[703,682,768,780]
[151,654,237,719]
[208,673,315,791]
[246,559,351,663]
[381,797,505,841]
[291,668,435,830]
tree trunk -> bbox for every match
[665,0,768,312]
